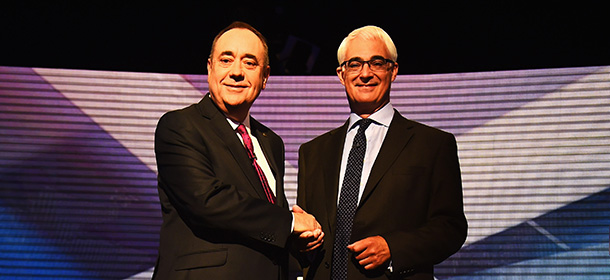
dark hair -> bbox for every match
[209,21,269,66]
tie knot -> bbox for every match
[236,124,254,157]
[236,123,247,135]
[357,118,373,132]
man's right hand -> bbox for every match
[292,205,321,233]
[292,205,324,252]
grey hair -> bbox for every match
[337,25,398,65]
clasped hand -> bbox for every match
[348,236,391,270]
[292,205,324,252]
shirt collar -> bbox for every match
[226,113,251,132]
[348,102,394,131]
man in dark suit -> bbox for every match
[153,22,323,280]
[297,26,467,280]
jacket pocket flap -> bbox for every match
[174,249,228,271]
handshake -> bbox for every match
[291,205,324,252]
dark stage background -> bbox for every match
[2,2,610,75]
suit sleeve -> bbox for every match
[294,143,317,268]
[155,111,293,248]
[296,145,307,211]
[382,133,467,272]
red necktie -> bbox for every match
[236,124,276,204]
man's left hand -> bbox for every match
[347,235,391,270]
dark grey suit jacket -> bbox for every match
[297,110,467,280]
[153,94,292,279]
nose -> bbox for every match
[359,63,374,82]
[229,61,245,81]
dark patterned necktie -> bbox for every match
[332,118,373,280]
[236,124,276,204]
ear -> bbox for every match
[261,65,270,89]
[207,58,212,74]
[390,62,399,82]
[336,66,347,86]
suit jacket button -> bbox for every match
[324,262,330,269]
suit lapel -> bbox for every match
[251,119,288,208]
[359,111,414,206]
[251,120,278,180]
[197,95,268,201]
[323,121,349,234]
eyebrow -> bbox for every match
[243,54,259,61]
[218,51,260,62]
[348,55,386,61]
[219,51,234,57]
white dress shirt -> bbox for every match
[337,102,394,205]
[228,115,295,232]
[226,116,276,196]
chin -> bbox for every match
[353,94,382,104]
[223,99,247,108]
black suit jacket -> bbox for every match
[153,94,293,280]
[297,110,467,280]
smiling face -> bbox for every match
[207,28,270,122]
[337,36,398,117]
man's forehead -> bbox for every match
[344,38,390,60]
[213,28,265,56]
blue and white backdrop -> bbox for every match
[1,65,609,279]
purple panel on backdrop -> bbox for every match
[185,71,599,169]
[0,67,159,278]
[22,67,597,279]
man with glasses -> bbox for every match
[296,26,467,279]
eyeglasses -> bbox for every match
[340,57,395,73]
